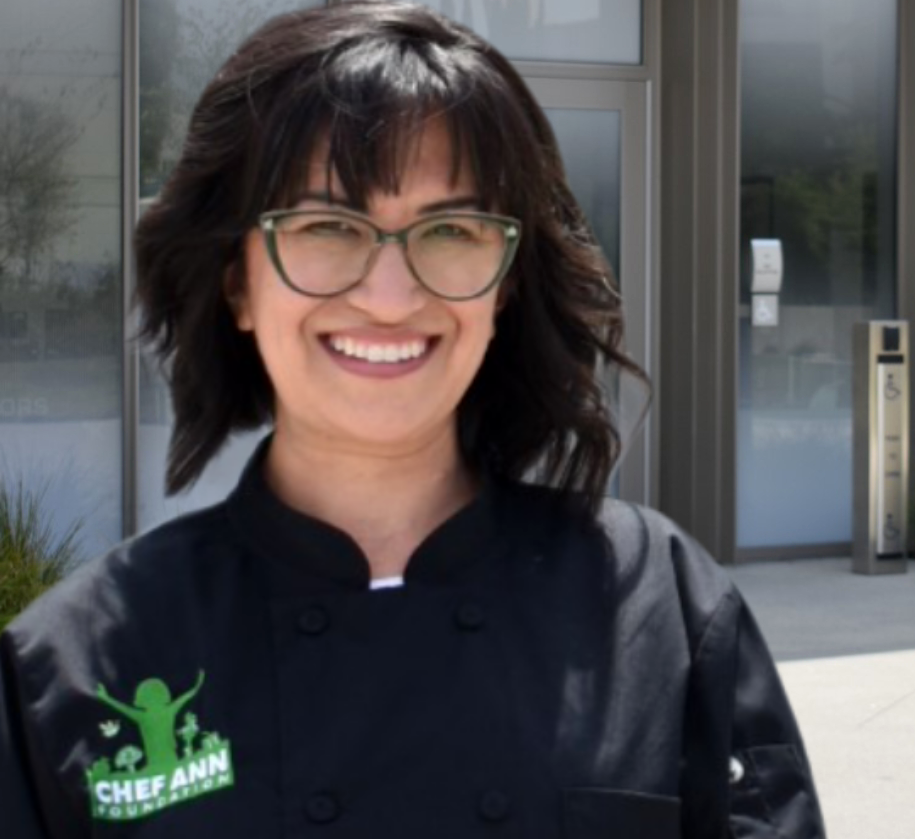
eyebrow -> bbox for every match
[293,191,482,214]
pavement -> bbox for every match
[728,558,915,839]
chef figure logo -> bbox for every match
[86,671,235,822]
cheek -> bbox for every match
[456,301,499,362]
[237,231,296,332]
[239,274,296,336]
[476,299,500,340]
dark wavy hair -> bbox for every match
[135,0,646,513]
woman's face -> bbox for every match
[232,123,502,456]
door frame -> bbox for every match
[525,78,657,507]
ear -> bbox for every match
[223,262,253,332]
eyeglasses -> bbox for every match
[258,208,522,301]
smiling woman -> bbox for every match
[0,3,825,838]
[230,121,510,553]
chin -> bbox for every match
[329,412,456,453]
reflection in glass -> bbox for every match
[737,0,898,547]
[545,109,621,282]
[423,0,643,65]
[0,0,123,557]
[140,0,323,199]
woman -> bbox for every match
[0,3,825,837]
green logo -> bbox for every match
[86,671,235,822]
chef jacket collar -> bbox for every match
[227,435,502,590]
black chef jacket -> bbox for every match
[0,442,826,838]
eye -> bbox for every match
[421,220,480,242]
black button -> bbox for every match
[298,606,330,636]
[478,789,511,822]
[305,791,340,824]
[454,602,486,631]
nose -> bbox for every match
[345,240,427,321]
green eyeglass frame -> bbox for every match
[258,208,523,301]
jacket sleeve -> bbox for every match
[0,625,86,839]
[665,526,828,839]
[0,630,52,837]
[726,603,826,838]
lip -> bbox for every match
[320,333,438,379]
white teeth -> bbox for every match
[328,336,429,363]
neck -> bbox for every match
[263,424,477,579]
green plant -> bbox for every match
[0,476,82,632]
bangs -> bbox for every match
[246,32,533,217]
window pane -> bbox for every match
[422,0,643,64]
[737,0,898,547]
[139,0,324,198]
[0,0,123,557]
[546,109,621,282]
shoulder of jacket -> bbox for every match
[120,500,233,562]
[596,498,742,649]
[3,500,235,643]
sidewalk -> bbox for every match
[728,559,915,839]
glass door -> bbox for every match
[737,0,898,549]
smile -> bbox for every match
[327,336,430,364]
